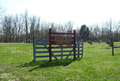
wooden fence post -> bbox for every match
[110,37,114,56]
[49,28,52,62]
[112,41,114,56]
[74,30,76,59]
[82,40,83,58]
[61,45,63,60]
[33,37,36,62]
[78,34,79,58]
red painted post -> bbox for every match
[49,28,52,62]
[74,30,76,59]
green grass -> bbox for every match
[0,42,120,81]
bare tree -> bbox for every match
[2,16,13,42]
[113,20,120,41]
[104,18,113,40]
[24,10,29,42]
[35,17,40,39]
[30,16,36,39]
[67,21,73,32]
[101,27,108,41]
[0,4,5,19]
[0,4,5,42]
[57,24,65,32]
[88,26,94,41]
[64,21,73,32]
[93,24,101,41]
[17,14,24,42]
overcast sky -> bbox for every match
[1,0,120,27]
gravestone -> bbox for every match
[98,40,101,43]
[95,40,97,43]
[88,40,92,45]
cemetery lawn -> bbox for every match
[0,42,120,81]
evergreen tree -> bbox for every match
[79,24,89,41]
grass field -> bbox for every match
[0,42,120,81]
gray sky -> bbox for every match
[1,0,120,28]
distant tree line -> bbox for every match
[88,18,120,42]
[0,10,120,42]
[77,18,120,42]
[0,10,74,42]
